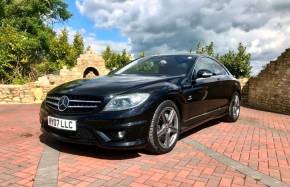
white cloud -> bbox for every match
[76,0,290,75]
[84,36,131,53]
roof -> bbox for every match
[146,53,217,60]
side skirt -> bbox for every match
[180,106,228,134]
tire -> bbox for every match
[223,92,240,122]
[146,100,180,154]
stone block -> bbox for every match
[12,97,20,102]
[32,88,44,102]
[35,76,51,87]
[21,97,34,103]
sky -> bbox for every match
[55,0,290,75]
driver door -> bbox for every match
[182,57,221,126]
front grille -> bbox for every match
[46,94,102,113]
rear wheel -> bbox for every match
[223,92,240,122]
[147,100,180,154]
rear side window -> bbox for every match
[194,57,228,75]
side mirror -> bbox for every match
[196,69,214,79]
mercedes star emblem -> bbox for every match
[58,96,69,111]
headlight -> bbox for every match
[103,93,150,111]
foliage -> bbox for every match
[195,42,251,78]
[196,42,216,57]
[102,46,112,63]
[139,51,145,58]
[73,32,84,57]
[219,43,251,78]
[102,46,131,70]
[0,0,84,84]
[35,29,84,75]
[0,25,42,84]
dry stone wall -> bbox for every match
[246,48,290,114]
[0,50,109,104]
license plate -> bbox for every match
[47,116,76,131]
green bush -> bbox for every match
[102,46,131,71]
[0,0,84,84]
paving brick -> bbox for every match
[129,182,151,187]
[1,105,289,186]
[219,177,233,187]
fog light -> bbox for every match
[117,131,126,139]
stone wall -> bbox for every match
[0,84,52,104]
[76,50,109,76]
[0,49,109,104]
[245,48,290,114]
[239,78,249,104]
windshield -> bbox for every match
[114,55,195,76]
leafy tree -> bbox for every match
[139,51,145,58]
[196,42,216,57]
[195,42,251,78]
[188,48,193,54]
[73,32,84,57]
[37,28,84,74]
[50,29,76,67]
[103,46,112,63]
[219,43,251,78]
[102,46,131,70]
[0,0,5,19]
[0,25,42,84]
[0,0,86,84]
[119,49,131,68]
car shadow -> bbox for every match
[179,119,222,140]
[39,134,143,160]
[39,119,222,159]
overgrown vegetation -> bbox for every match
[102,46,131,70]
[0,0,84,84]
[0,0,250,83]
[194,42,251,78]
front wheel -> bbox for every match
[146,100,180,154]
[223,92,240,122]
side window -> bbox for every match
[194,58,213,73]
[194,58,228,76]
[209,59,228,75]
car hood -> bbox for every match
[48,74,184,97]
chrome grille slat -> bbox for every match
[69,99,101,103]
[46,96,60,101]
[46,100,59,106]
[68,105,98,108]
[45,94,102,113]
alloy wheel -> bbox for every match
[232,94,240,118]
[156,107,179,149]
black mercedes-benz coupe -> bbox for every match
[40,54,241,154]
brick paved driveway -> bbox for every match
[0,104,289,187]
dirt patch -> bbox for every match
[20,133,33,138]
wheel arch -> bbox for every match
[166,93,184,122]
[236,89,241,99]
[233,81,242,99]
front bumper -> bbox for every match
[40,103,155,149]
